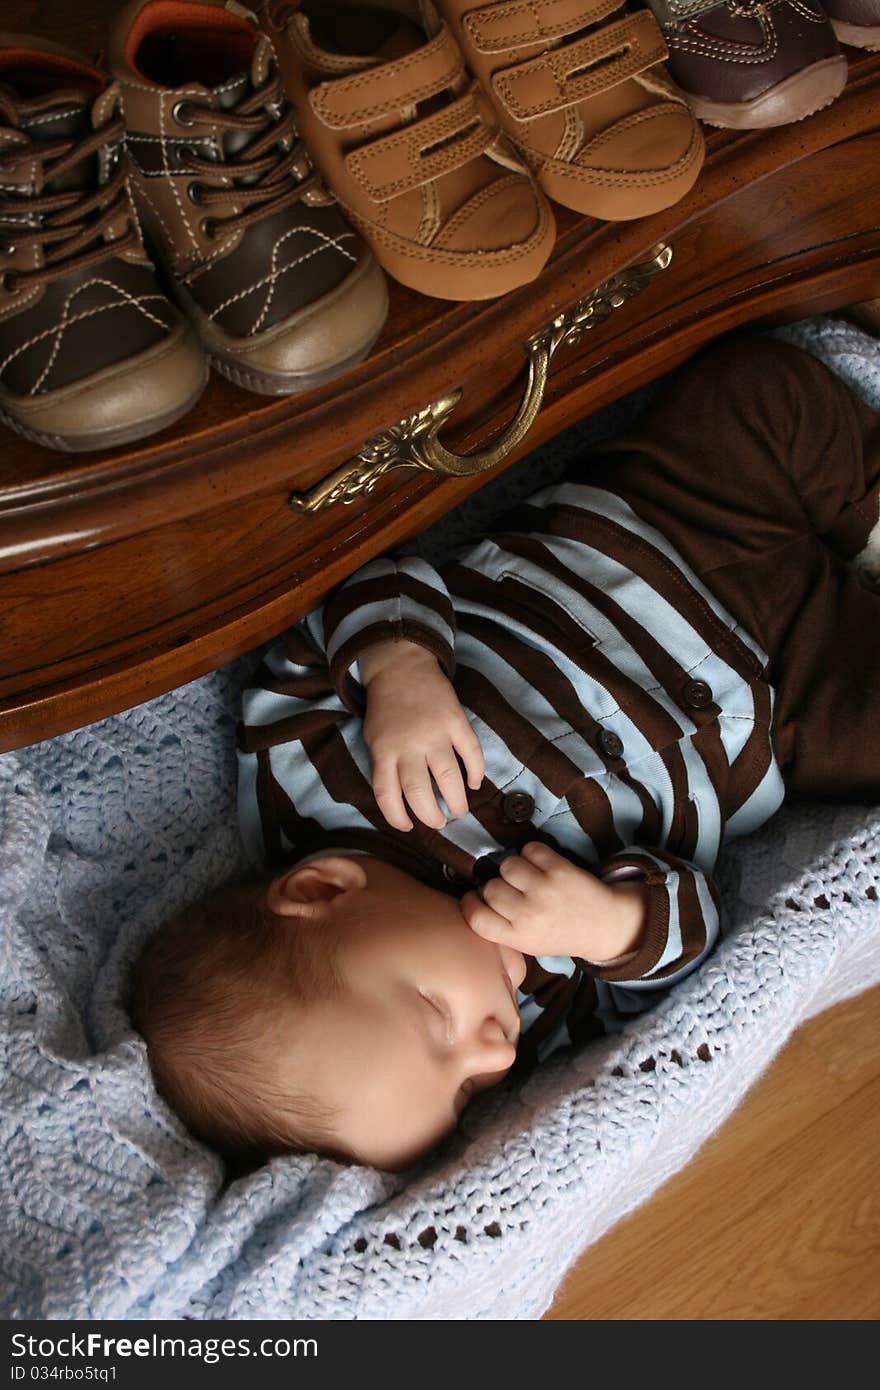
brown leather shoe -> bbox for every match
[0,35,207,452]
[436,0,705,220]
[108,0,388,395]
[258,1,556,301]
[646,0,848,128]
[825,0,880,49]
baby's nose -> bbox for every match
[463,1014,517,1072]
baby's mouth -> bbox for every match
[500,945,526,995]
[499,966,522,1044]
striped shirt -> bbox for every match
[238,482,785,1064]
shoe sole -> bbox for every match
[0,363,209,453]
[205,332,382,395]
[687,56,848,129]
[831,18,880,49]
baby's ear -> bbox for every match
[267,855,368,917]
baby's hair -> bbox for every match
[130,875,341,1161]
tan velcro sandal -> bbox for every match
[259,1,556,300]
[436,0,705,219]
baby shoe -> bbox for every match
[824,0,880,48]
[435,0,705,220]
[644,0,848,128]
[258,1,556,301]
[108,0,388,395]
[0,35,207,451]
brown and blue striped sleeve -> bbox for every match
[322,556,457,711]
[583,847,722,987]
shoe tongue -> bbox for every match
[21,88,93,143]
[418,1,442,40]
[303,3,425,72]
[4,87,100,195]
[212,69,251,115]
[208,32,275,161]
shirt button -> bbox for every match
[502,791,534,823]
[683,679,714,709]
[442,864,469,888]
[597,729,624,759]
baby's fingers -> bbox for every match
[460,889,513,944]
[398,754,447,830]
[427,749,469,820]
[499,854,542,892]
[453,720,485,792]
[481,876,525,920]
[372,759,414,832]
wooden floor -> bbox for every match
[545,983,880,1320]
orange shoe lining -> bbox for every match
[125,1,256,81]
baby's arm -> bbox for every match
[463,841,721,987]
[314,553,483,830]
[359,639,483,831]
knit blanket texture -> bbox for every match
[2,317,879,1320]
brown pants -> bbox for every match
[584,335,880,801]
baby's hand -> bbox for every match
[461,842,648,963]
[360,638,484,832]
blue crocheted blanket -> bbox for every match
[2,317,879,1319]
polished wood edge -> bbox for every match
[5,262,880,752]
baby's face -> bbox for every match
[279,866,527,1169]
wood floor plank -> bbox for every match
[545,984,880,1320]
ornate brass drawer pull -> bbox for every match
[290,244,672,514]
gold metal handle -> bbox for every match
[290,244,672,514]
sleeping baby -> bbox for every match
[131,334,880,1170]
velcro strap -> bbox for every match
[346,82,496,202]
[309,25,465,131]
[492,12,667,121]
[464,0,624,54]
